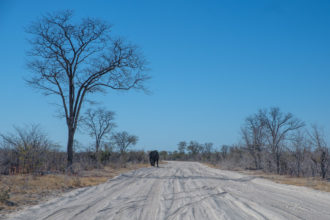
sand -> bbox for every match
[6,161,330,219]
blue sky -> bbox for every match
[0,0,330,151]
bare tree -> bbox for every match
[241,114,265,169]
[290,130,308,177]
[112,131,138,154]
[187,141,202,159]
[82,108,116,153]
[259,107,304,174]
[309,125,329,179]
[25,11,149,168]
[203,143,213,153]
[202,142,213,160]
[178,141,187,154]
[221,145,229,160]
[0,125,55,174]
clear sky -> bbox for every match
[1,0,330,151]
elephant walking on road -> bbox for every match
[149,151,159,167]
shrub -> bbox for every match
[0,187,10,203]
[0,125,59,174]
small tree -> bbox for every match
[112,131,138,154]
[178,141,187,154]
[26,10,149,168]
[309,125,329,179]
[290,130,308,177]
[159,151,168,160]
[259,107,304,174]
[187,141,202,159]
[241,114,265,169]
[202,142,213,160]
[0,125,54,174]
[221,145,229,160]
[82,108,116,153]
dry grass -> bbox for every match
[250,172,330,192]
[202,162,219,169]
[0,163,149,215]
[204,163,330,193]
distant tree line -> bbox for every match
[1,107,328,180]
[162,107,329,179]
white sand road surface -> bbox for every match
[6,161,330,220]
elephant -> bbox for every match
[149,151,159,167]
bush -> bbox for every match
[0,187,10,203]
[0,125,60,174]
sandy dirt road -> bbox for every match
[6,161,330,220]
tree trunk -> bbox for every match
[321,151,327,179]
[257,153,262,169]
[95,139,100,153]
[67,127,75,169]
[95,139,101,167]
[276,155,280,174]
[252,153,258,170]
[297,160,301,177]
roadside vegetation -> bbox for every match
[0,125,148,213]
[162,107,330,190]
[0,125,149,213]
